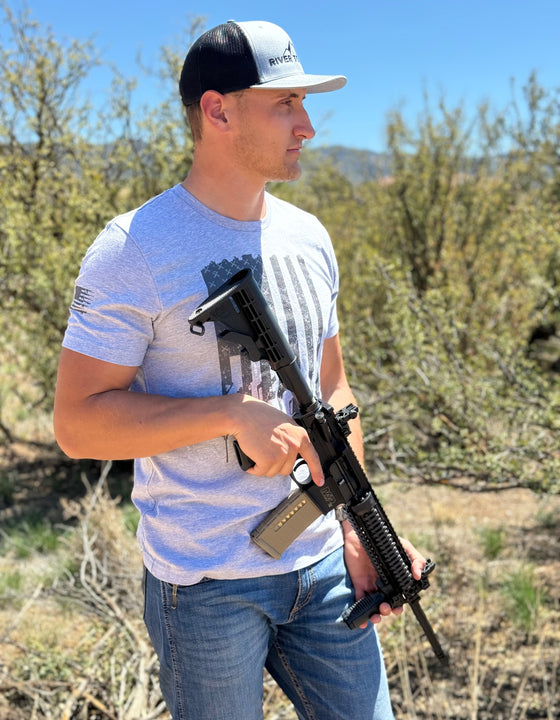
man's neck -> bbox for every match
[182,158,267,222]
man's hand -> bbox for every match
[342,521,427,626]
[232,395,324,485]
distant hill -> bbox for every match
[305,145,392,183]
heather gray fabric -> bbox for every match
[63,184,342,585]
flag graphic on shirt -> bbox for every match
[201,254,324,410]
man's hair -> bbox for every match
[186,102,203,144]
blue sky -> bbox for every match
[9,0,560,152]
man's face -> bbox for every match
[229,88,316,183]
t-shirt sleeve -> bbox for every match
[62,222,160,367]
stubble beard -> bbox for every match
[232,120,302,184]
[234,142,302,183]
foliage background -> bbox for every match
[4,2,560,493]
[0,3,559,718]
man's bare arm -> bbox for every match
[320,334,364,462]
[320,334,426,623]
[54,348,238,459]
[54,347,323,482]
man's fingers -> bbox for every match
[399,537,427,580]
[299,438,324,486]
[411,557,425,581]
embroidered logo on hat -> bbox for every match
[268,43,298,67]
[179,20,346,106]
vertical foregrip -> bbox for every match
[342,591,388,629]
[347,496,449,665]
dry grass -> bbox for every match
[0,455,558,719]
[380,483,560,720]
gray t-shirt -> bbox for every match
[63,184,343,584]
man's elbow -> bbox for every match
[53,411,91,459]
[54,431,86,460]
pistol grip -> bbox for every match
[233,439,255,471]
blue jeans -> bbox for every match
[143,547,394,720]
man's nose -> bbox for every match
[295,109,315,141]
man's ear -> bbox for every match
[199,90,230,131]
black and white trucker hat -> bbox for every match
[179,20,347,106]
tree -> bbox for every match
[0,2,196,443]
[336,89,560,494]
[0,2,103,438]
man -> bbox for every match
[54,20,425,720]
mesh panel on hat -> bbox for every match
[179,22,260,105]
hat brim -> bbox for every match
[249,73,346,94]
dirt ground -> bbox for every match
[1,452,559,719]
[380,482,560,720]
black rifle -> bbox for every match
[188,268,448,665]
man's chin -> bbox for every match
[272,164,302,183]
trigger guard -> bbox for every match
[291,457,313,488]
